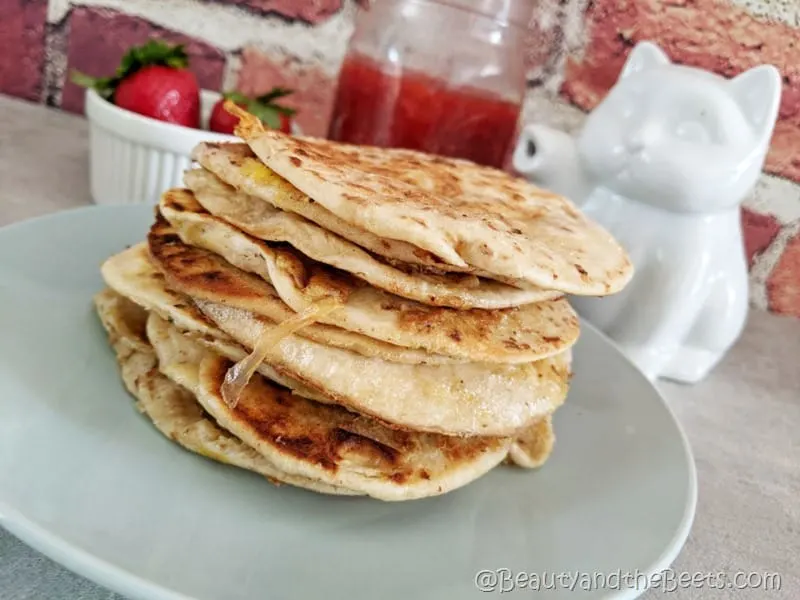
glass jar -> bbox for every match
[328,0,532,169]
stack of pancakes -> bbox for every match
[95,107,632,501]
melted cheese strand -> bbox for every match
[221,298,341,408]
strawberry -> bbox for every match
[72,40,200,128]
[209,88,296,135]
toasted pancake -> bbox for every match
[227,112,633,294]
[147,312,513,501]
[100,245,571,437]
[97,286,556,486]
[506,416,556,469]
[184,168,557,308]
[155,188,580,364]
[192,142,473,274]
[100,243,332,403]
[196,299,571,436]
[146,208,458,366]
[94,287,355,496]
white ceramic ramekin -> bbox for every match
[85,88,238,205]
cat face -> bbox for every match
[577,42,781,213]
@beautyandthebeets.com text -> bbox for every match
[474,568,782,593]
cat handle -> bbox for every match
[512,124,591,205]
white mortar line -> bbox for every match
[749,218,800,310]
[543,0,591,92]
[47,0,71,23]
[522,87,587,133]
[221,52,242,91]
[728,0,800,28]
[745,174,800,225]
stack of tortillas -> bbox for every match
[95,104,632,501]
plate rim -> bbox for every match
[604,377,698,599]
[567,318,699,600]
[0,204,698,600]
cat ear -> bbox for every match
[620,41,670,79]
[728,65,782,136]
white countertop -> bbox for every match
[0,95,797,599]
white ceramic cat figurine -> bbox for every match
[513,41,782,384]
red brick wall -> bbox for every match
[1,0,799,317]
[0,0,48,101]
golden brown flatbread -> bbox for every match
[100,244,571,437]
[506,416,556,469]
[183,167,557,308]
[226,110,633,294]
[147,312,513,501]
[94,287,355,496]
[155,188,580,364]
[192,142,472,274]
[146,208,457,365]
